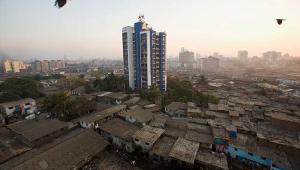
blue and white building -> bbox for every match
[122,16,167,92]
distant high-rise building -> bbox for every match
[122,16,166,92]
[238,50,248,60]
[41,60,50,73]
[167,57,180,69]
[262,51,281,65]
[213,52,220,58]
[1,60,28,73]
[179,48,195,68]
[199,56,220,73]
[2,60,13,73]
[31,60,65,73]
[31,60,42,73]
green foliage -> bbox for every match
[139,86,160,103]
[197,75,208,85]
[161,78,218,107]
[41,92,95,121]
[57,76,87,90]
[93,73,126,92]
[78,74,85,79]
[84,83,96,94]
[260,79,268,84]
[91,70,102,79]
[0,77,42,102]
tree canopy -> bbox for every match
[41,92,95,121]
[161,78,218,107]
[93,73,127,92]
[56,75,87,90]
[139,86,160,103]
[0,77,42,103]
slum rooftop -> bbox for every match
[132,126,165,145]
[124,107,154,123]
[0,127,30,163]
[196,149,228,170]
[231,133,293,170]
[7,119,69,143]
[105,92,129,99]
[165,102,186,111]
[100,118,140,140]
[99,153,142,170]
[149,135,176,159]
[168,137,200,164]
[11,130,109,170]
[123,97,141,105]
[184,130,213,145]
[78,104,126,123]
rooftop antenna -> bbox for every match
[138,14,145,22]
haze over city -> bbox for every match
[0,1,300,170]
[1,0,300,59]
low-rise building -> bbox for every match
[165,119,187,139]
[0,98,36,117]
[6,119,69,147]
[0,127,31,164]
[168,137,200,166]
[10,129,109,170]
[165,102,187,117]
[185,123,213,149]
[71,86,85,95]
[78,105,127,129]
[211,127,227,152]
[149,135,176,163]
[270,112,300,131]
[195,149,228,170]
[132,125,165,152]
[150,115,167,129]
[99,118,139,152]
[123,107,154,127]
[97,92,129,105]
[123,97,141,106]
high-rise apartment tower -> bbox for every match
[122,16,167,92]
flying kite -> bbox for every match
[55,0,67,8]
[276,19,285,25]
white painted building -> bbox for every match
[0,98,36,117]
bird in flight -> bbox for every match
[55,0,67,8]
[276,19,286,25]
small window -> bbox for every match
[135,139,139,142]
[25,103,30,106]
[146,142,150,145]
[8,107,14,109]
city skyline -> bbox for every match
[1,0,300,59]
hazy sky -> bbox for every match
[0,0,299,60]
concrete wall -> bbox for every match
[133,138,153,152]
[100,130,134,153]
[271,117,300,131]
